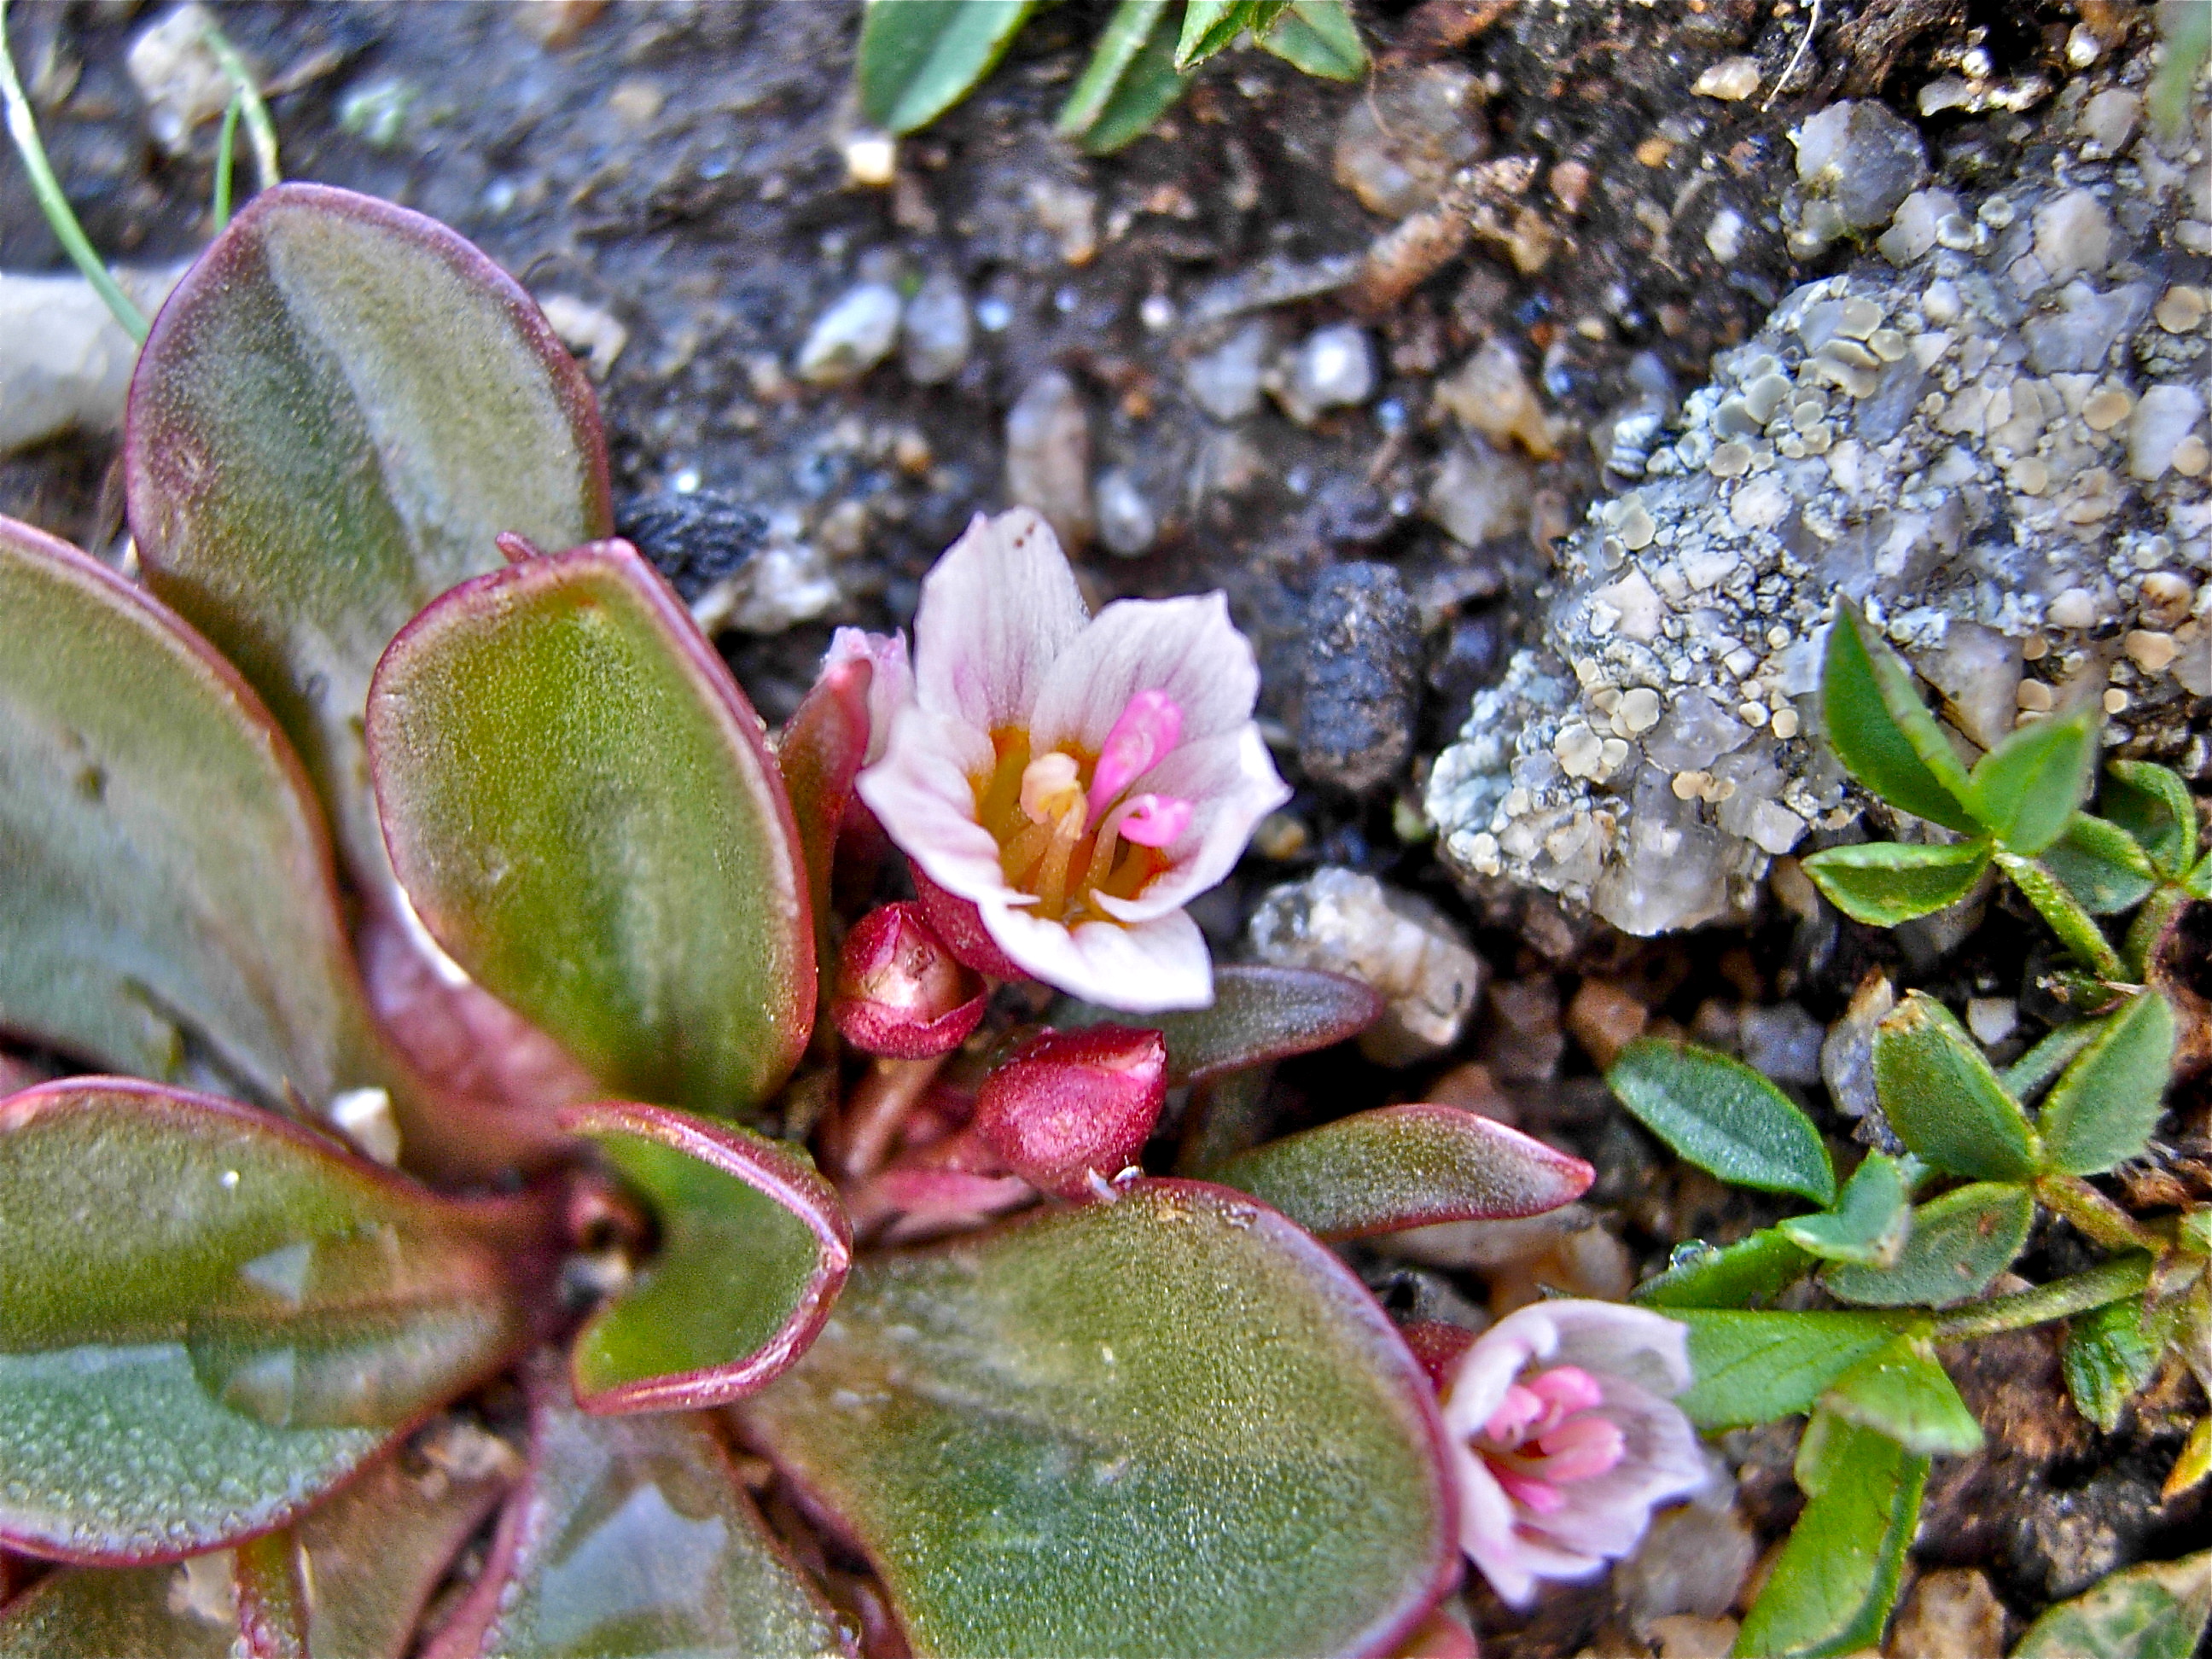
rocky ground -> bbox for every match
[3,1,2208,1654]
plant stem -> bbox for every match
[1998,850,2126,981]
[212,93,241,230]
[195,15,279,191]
[0,0,148,342]
[1933,1253,2152,1341]
[2037,1173,2167,1254]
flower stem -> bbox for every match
[0,0,148,342]
[1932,1253,2152,1342]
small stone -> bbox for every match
[2033,189,2115,284]
[2174,434,2210,476]
[2124,630,2179,674]
[1692,56,1763,102]
[1025,178,1098,266]
[1435,338,1561,457]
[0,265,184,454]
[1486,977,1565,1083]
[2103,687,2130,715]
[1730,475,1790,530]
[795,283,902,386]
[1615,1481,1757,1627]
[1823,970,1895,1120]
[2079,88,2139,153]
[127,3,234,155]
[1427,436,1532,547]
[1915,620,2023,751]
[540,294,628,381]
[1252,812,1309,861]
[1888,1568,2006,1659]
[1279,324,1376,424]
[1880,189,1954,265]
[2156,285,2207,333]
[1185,322,1271,422]
[1565,979,1649,1069]
[2046,588,2098,631]
[2139,573,2196,626]
[900,270,972,385]
[328,1087,400,1166]
[1300,563,1422,793]
[1705,208,1745,263]
[1645,690,1749,772]
[1966,997,2019,1046]
[1005,370,1095,550]
[1247,867,1487,1066]
[815,498,870,561]
[1742,1003,1825,1083]
[1793,100,1930,237]
[1331,64,1484,218]
[842,130,897,187]
[1093,468,1156,558]
[689,520,838,636]
[2128,382,2206,480]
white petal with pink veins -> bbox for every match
[856,706,1003,896]
[1028,592,1261,754]
[978,901,1214,1010]
[1090,730,1290,924]
[911,509,1089,733]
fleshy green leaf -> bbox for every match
[425,1365,848,1659]
[1606,1039,1836,1204]
[2045,813,2162,915]
[1819,603,1982,835]
[1734,1412,1926,1659]
[1676,1309,1902,1429]
[2065,1296,2160,1433]
[2036,989,2177,1176]
[1801,838,1992,925]
[368,542,813,1119]
[1871,992,2040,1180]
[1819,1335,1982,1455]
[1204,1104,1592,1238]
[742,1181,1453,1659]
[1057,964,1382,1085]
[1058,0,1191,154]
[2104,760,2199,880]
[856,0,1039,132]
[1821,1181,2034,1307]
[2012,1550,2212,1659]
[1634,1230,1815,1310]
[0,517,478,1162]
[0,1080,547,1563]
[562,1103,849,1412]
[1970,706,2098,855]
[125,183,613,900]
[1259,0,1367,79]
[1781,1153,1911,1266]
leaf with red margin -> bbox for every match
[740,1180,1453,1659]
[1055,964,1383,1085]
[423,1359,851,1659]
[0,518,550,1177]
[367,542,814,1119]
[561,1103,850,1412]
[0,1415,514,1659]
[1202,1104,1593,1239]
[0,1080,552,1565]
[126,183,613,900]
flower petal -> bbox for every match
[911,509,1089,733]
[825,626,912,765]
[855,704,1001,894]
[1450,1441,1540,1607]
[1089,729,1290,924]
[1545,1302,1695,1399]
[1520,1382,1705,1561]
[976,901,1214,1011]
[1029,592,1261,755]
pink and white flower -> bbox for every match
[1438,1301,1705,1607]
[854,508,1289,1011]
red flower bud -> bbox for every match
[910,864,1029,982]
[972,1026,1167,1200]
[833,903,987,1058]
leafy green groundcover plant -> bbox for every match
[0,183,1633,1658]
[855,0,1365,155]
[1598,602,2212,1657]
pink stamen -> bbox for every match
[1492,1470,1568,1516]
[1527,1365,1605,1417]
[1533,1415,1626,1482]
[1088,690,1184,818]
[1116,793,1192,847]
[1482,1384,1546,1446]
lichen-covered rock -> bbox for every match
[1299,563,1421,792]
[1428,54,2211,934]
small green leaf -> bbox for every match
[1058,0,1191,154]
[857,0,1039,132]
[1997,848,2128,980]
[1175,0,1293,67]
[1735,1412,1926,1658]
[562,1103,851,1412]
[2103,760,2198,881]
[1871,992,2040,1180]
[2037,989,2178,1176]
[2001,1019,2102,1105]
[1801,838,1992,925]
[1782,1154,1911,1266]
[126,184,613,903]
[368,543,814,1119]
[2043,813,2162,915]
[1258,0,1367,79]
[430,1365,849,1659]
[1819,603,1982,835]
[2012,1549,2212,1659]
[1970,706,2098,855]
[1819,1335,1982,1455]
[2065,1296,2160,1433]
[1608,1039,1836,1204]
[0,1080,546,1563]
[1822,1182,2035,1307]
[1058,964,1380,1086]
[1634,1230,1815,1310]
[742,1181,1452,1659]
[1675,1309,1903,1429]
[2187,847,2212,900]
[1204,1104,1593,1239]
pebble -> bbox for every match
[0,266,184,454]
[617,490,767,602]
[1299,563,1422,793]
[1613,1482,1758,1628]
[540,294,628,381]
[1184,322,1271,422]
[2128,382,2206,480]
[1004,370,1095,550]
[1247,867,1488,1066]
[899,270,972,386]
[1426,436,1532,547]
[1331,64,1484,218]
[1565,979,1649,1069]
[2078,88,2140,153]
[795,282,902,386]
[1093,467,1156,558]
[1704,207,1746,263]
[1739,1003,1825,1084]
[1791,100,1929,253]
[2046,587,2098,630]
[1486,977,1564,1083]
[1278,324,1376,424]
[842,130,897,188]
[126,3,233,155]
[1435,338,1561,457]
[2033,189,2114,283]
[1691,56,1762,102]
[1024,178,1099,266]
[690,518,837,637]
[1915,621,2023,750]
[1966,996,2019,1045]
[1821,970,1894,1120]
[1887,1568,2006,1659]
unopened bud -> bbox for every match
[972,1026,1167,1200]
[833,903,987,1058]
